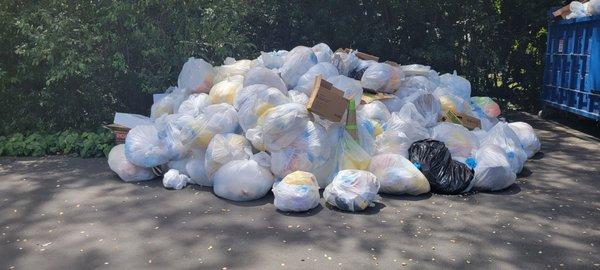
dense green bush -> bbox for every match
[0,0,565,135]
[0,131,113,158]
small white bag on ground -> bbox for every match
[480,122,528,173]
[280,46,318,89]
[360,63,404,93]
[294,62,339,95]
[208,75,244,105]
[235,84,290,132]
[439,71,471,101]
[508,122,541,158]
[311,43,334,63]
[431,123,479,162]
[214,59,252,83]
[108,144,156,182]
[272,171,320,212]
[177,57,215,93]
[124,125,171,168]
[205,133,253,182]
[368,154,430,195]
[195,103,240,147]
[163,169,189,190]
[327,75,363,104]
[467,144,516,192]
[177,93,211,117]
[167,147,209,186]
[246,103,309,152]
[323,170,380,212]
[213,153,275,201]
[243,66,287,94]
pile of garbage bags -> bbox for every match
[108,43,542,212]
[566,0,600,19]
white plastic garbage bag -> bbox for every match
[272,171,320,212]
[508,122,541,158]
[108,144,156,182]
[375,131,416,157]
[259,50,288,69]
[246,103,309,152]
[403,91,442,127]
[439,71,471,101]
[177,57,215,93]
[155,114,203,160]
[398,75,439,93]
[327,75,363,104]
[381,95,404,112]
[243,66,287,94]
[360,63,404,93]
[587,0,600,15]
[431,123,479,161]
[480,122,527,173]
[331,50,360,76]
[195,103,240,147]
[280,46,318,89]
[208,75,244,105]
[323,170,380,212]
[124,125,171,168]
[177,93,211,117]
[368,154,430,195]
[235,84,289,132]
[466,144,516,192]
[213,153,275,201]
[311,43,334,63]
[167,147,209,186]
[294,62,339,95]
[383,103,430,140]
[163,169,189,190]
[470,96,501,118]
[358,101,392,129]
[400,64,431,77]
[151,94,176,119]
[214,59,252,83]
[434,88,472,114]
[205,133,253,182]
[287,90,309,106]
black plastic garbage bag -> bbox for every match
[408,139,473,194]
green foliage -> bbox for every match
[0,0,565,135]
[0,131,114,158]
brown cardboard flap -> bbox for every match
[336,48,380,62]
[307,75,349,122]
[104,124,130,132]
[384,60,399,67]
[361,92,395,104]
[439,110,481,130]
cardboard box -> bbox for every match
[306,75,349,122]
[336,48,380,62]
[104,112,153,144]
[439,110,481,130]
[104,124,130,144]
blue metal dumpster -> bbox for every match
[542,10,600,120]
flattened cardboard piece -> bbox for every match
[360,92,395,104]
[336,48,380,62]
[104,124,130,144]
[439,110,481,130]
[307,75,349,122]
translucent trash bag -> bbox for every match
[383,103,430,140]
[337,129,372,171]
[368,154,430,195]
[508,122,540,158]
[358,101,391,129]
[439,71,471,101]
[162,169,190,190]
[287,90,309,106]
[246,103,309,152]
[434,87,472,114]
[155,114,203,160]
[375,130,424,157]
[243,66,287,94]
[177,93,211,117]
[270,121,330,178]
[214,59,252,83]
[280,46,318,89]
[323,170,380,212]
[398,75,439,93]
[381,95,404,113]
[294,62,339,95]
[327,75,363,104]
[466,144,516,192]
[124,125,171,168]
[259,50,288,69]
[235,84,290,132]
[151,86,190,119]
[108,144,156,182]
[177,57,215,94]
[331,50,360,76]
[403,91,442,127]
[349,59,377,80]
[167,147,209,186]
[205,133,253,183]
[470,96,501,118]
[311,43,334,63]
[213,153,275,202]
[431,123,479,162]
[208,75,244,105]
[480,122,528,173]
[400,64,431,77]
[360,63,404,94]
[195,103,240,147]
[272,171,321,212]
